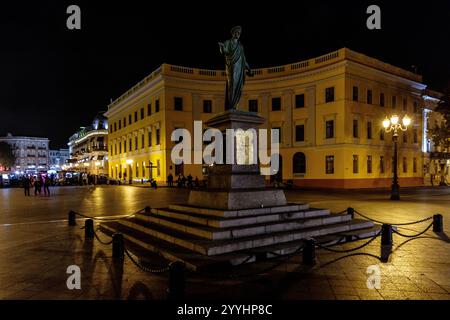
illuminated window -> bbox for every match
[403,157,407,173]
[367,155,372,173]
[380,156,385,173]
[353,155,359,174]
[147,103,152,116]
[326,120,334,139]
[325,155,334,174]
[155,99,160,112]
[140,108,144,119]
[148,131,152,147]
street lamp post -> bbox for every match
[383,114,411,200]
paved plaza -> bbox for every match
[0,185,449,300]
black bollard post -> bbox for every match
[145,206,151,214]
[68,211,77,226]
[112,233,124,260]
[302,238,316,265]
[168,261,185,300]
[85,219,94,239]
[381,224,393,246]
[347,207,354,219]
[433,214,443,233]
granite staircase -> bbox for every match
[99,203,381,271]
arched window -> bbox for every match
[293,152,306,174]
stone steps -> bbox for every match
[249,225,382,259]
[115,217,374,255]
[167,203,310,218]
[99,222,255,271]
[133,211,349,240]
[144,207,329,228]
[99,221,381,271]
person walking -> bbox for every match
[167,173,173,187]
[194,176,200,188]
[187,174,193,189]
[177,174,182,188]
[43,175,51,197]
[23,175,31,196]
[34,175,42,196]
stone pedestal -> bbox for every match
[188,109,287,210]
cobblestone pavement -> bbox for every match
[0,185,449,300]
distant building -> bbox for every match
[0,133,50,173]
[48,149,70,171]
[67,112,109,176]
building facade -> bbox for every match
[0,133,50,173]
[105,48,436,188]
[48,149,70,171]
[422,89,449,185]
[67,113,109,176]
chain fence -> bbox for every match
[352,209,433,226]
[124,247,170,274]
[315,231,381,253]
[71,207,146,222]
[392,221,434,238]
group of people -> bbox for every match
[21,174,52,197]
[167,173,203,189]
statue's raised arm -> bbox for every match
[219,26,251,110]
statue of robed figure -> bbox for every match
[218,26,253,110]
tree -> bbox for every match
[428,89,450,185]
[0,142,16,170]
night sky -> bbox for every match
[1,0,449,149]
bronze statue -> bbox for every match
[219,26,253,110]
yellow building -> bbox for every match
[105,48,435,188]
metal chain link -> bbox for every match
[354,210,433,226]
[392,222,434,238]
[72,207,145,221]
[315,231,381,253]
[124,246,170,273]
[93,229,113,245]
